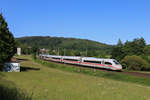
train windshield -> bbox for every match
[113,60,120,65]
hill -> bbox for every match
[16,36,114,54]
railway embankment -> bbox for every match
[35,57,150,86]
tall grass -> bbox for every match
[0,85,33,100]
[0,73,33,100]
[34,58,150,86]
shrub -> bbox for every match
[121,55,149,71]
[140,54,150,63]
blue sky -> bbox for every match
[1,0,150,44]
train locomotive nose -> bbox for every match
[116,65,122,70]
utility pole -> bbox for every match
[86,48,88,57]
[86,41,88,57]
[58,48,59,55]
[64,48,65,56]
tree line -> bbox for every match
[111,38,150,70]
[16,36,114,55]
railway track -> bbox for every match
[41,58,150,78]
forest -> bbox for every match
[16,36,114,57]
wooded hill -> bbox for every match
[16,36,114,54]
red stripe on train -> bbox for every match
[45,58,121,70]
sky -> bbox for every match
[0,0,150,44]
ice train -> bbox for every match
[40,54,122,71]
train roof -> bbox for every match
[48,55,62,58]
[41,54,116,61]
[82,57,115,61]
[63,56,81,59]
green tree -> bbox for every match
[111,39,124,60]
[111,38,146,61]
[31,46,39,59]
[144,44,150,55]
[111,46,124,61]
[117,38,123,47]
[122,38,146,56]
[0,14,16,65]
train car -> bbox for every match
[81,57,122,70]
[62,56,81,64]
[39,54,122,71]
[48,55,62,62]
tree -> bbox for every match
[111,46,124,61]
[0,13,16,65]
[122,38,146,56]
[31,46,39,59]
[144,44,150,55]
[117,39,123,47]
[97,51,106,58]
[111,39,124,61]
[111,38,146,61]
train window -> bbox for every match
[84,60,101,64]
[52,57,61,59]
[64,59,78,61]
[105,62,112,65]
[113,60,120,65]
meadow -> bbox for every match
[0,55,150,100]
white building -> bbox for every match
[17,48,21,55]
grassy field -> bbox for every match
[1,55,150,100]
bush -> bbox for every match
[140,54,150,63]
[121,55,149,71]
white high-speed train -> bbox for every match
[40,54,122,71]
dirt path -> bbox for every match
[123,71,150,78]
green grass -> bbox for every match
[130,70,150,74]
[35,57,150,86]
[0,73,32,100]
[1,55,150,100]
